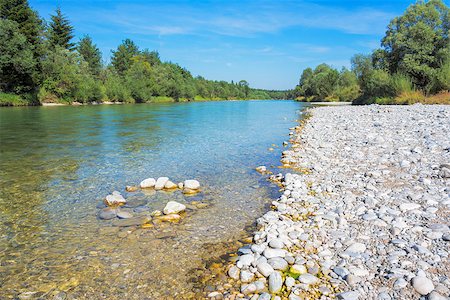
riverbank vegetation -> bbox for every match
[0,1,286,106]
[290,0,450,105]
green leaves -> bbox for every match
[49,7,74,50]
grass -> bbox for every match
[0,92,37,106]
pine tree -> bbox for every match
[111,39,139,75]
[49,7,74,50]
[77,35,102,75]
[0,0,42,46]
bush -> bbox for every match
[0,92,31,106]
[390,73,414,95]
[104,72,133,102]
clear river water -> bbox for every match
[0,100,307,299]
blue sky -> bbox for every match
[29,0,434,90]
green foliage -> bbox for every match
[77,35,102,75]
[125,59,154,102]
[39,46,102,103]
[111,39,139,75]
[1,1,284,105]
[380,0,450,89]
[0,0,43,48]
[49,7,74,50]
[0,92,35,106]
[104,70,133,103]
[0,19,37,93]
[390,73,414,95]
[294,64,359,102]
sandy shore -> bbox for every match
[212,104,450,300]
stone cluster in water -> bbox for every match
[211,105,449,300]
[97,177,203,227]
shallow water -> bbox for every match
[0,100,307,299]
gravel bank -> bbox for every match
[217,105,450,300]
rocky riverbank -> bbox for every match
[211,105,450,300]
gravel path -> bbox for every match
[216,105,450,300]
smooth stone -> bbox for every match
[238,254,254,267]
[412,276,434,295]
[399,203,421,212]
[269,239,284,249]
[164,180,177,189]
[290,264,307,276]
[298,274,319,285]
[155,177,169,190]
[394,278,408,289]
[184,179,200,190]
[254,280,266,292]
[98,208,116,220]
[285,276,295,288]
[346,274,362,286]
[133,206,150,213]
[112,216,150,227]
[163,201,186,215]
[140,178,156,188]
[183,188,198,195]
[337,291,360,300]
[105,193,126,206]
[228,266,240,280]
[263,248,285,259]
[268,257,288,271]
[268,271,283,293]
[346,243,366,253]
[289,294,302,300]
[333,267,350,278]
[428,291,447,300]
[157,214,181,222]
[251,244,266,254]
[241,283,257,295]
[116,211,133,219]
[125,185,138,192]
[150,210,162,217]
[258,293,271,300]
[240,270,254,283]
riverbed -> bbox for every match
[0,100,308,299]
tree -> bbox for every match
[0,0,42,47]
[380,0,450,89]
[238,80,250,97]
[111,39,139,75]
[49,7,74,50]
[0,19,36,93]
[77,35,102,75]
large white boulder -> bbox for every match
[163,201,186,215]
[184,180,200,190]
[105,191,126,206]
[155,177,169,190]
[140,178,156,188]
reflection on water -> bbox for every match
[0,101,307,298]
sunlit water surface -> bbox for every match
[0,100,307,299]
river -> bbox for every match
[0,100,307,299]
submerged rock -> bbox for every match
[125,185,138,192]
[157,214,181,223]
[98,208,117,220]
[163,201,186,215]
[116,210,133,219]
[104,192,126,206]
[112,216,150,227]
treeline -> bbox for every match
[291,0,450,104]
[0,1,280,106]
